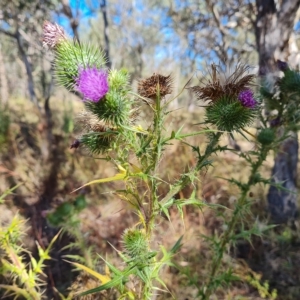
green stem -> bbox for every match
[146,95,163,236]
[160,132,223,206]
[202,147,269,299]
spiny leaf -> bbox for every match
[67,261,110,284]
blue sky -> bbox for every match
[54,0,300,70]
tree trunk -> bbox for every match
[100,0,111,68]
[0,42,8,105]
[255,0,300,223]
[15,30,39,108]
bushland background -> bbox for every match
[1,1,300,299]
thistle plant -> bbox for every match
[191,62,300,298]
[43,21,295,299]
[0,186,59,300]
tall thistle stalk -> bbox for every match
[202,142,272,299]
[196,61,300,299]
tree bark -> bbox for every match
[15,30,40,107]
[61,0,80,43]
[255,0,300,223]
[0,42,8,105]
[100,0,112,68]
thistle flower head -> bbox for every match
[238,89,257,108]
[205,96,257,132]
[75,111,117,153]
[138,73,172,100]
[76,67,109,102]
[42,21,67,49]
[191,63,258,132]
[192,63,255,103]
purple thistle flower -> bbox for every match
[238,89,257,108]
[76,67,109,102]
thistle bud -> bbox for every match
[257,128,275,145]
[122,229,148,259]
[42,21,67,49]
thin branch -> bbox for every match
[0,28,17,38]
[100,0,111,68]
[60,0,80,43]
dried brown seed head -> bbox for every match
[138,73,173,100]
[192,63,255,103]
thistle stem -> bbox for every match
[160,132,223,206]
[202,147,269,299]
[146,94,163,236]
[242,128,256,139]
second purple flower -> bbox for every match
[76,67,109,102]
[238,89,257,108]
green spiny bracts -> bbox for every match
[85,90,132,126]
[257,128,275,145]
[122,229,148,259]
[108,68,130,93]
[279,68,300,95]
[191,63,258,132]
[80,130,117,154]
[74,111,119,153]
[54,41,107,91]
[205,96,257,132]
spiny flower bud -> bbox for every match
[76,67,109,102]
[42,21,67,49]
[205,96,257,132]
[122,229,148,259]
[75,112,117,154]
[138,73,172,100]
[257,128,275,145]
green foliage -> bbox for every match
[262,67,300,129]
[245,272,277,299]
[0,195,59,299]
[47,196,87,227]
[0,105,10,145]
[279,68,300,95]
